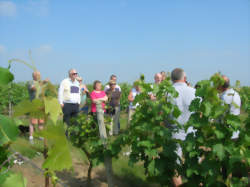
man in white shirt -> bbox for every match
[171,68,196,138]
[104,74,121,92]
[219,75,241,139]
[58,69,80,127]
[170,68,196,186]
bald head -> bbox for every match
[154,73,162,84]
[32,71,41,81]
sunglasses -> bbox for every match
[71,73,78,75]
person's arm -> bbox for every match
[58,81,64,107]
[83,84,89,93]
[28,81,36,91]
[117,85,121,92]
[104,85,109,92]
[93,96,108,103]
[43,78,49,84]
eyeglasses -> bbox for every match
[110,84,116,86]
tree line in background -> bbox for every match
[1,81,249,116]
[0,82,133,116]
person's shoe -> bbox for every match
[109,131,113,136]
[29,136,34,144]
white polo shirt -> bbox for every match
[220,88,241,138]
[220,88,241,115]
[172,82,196,140]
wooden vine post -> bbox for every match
[96,101,114,187]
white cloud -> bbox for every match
[0,1,16,17]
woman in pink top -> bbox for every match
[90,80,108,113]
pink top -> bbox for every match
[90,90,106,112]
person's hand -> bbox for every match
[150,94,156,100]
[31,85,36,91]
[43,78,49,83]
[60,104,64,108]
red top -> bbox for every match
[90,90,106,112]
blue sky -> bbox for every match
[0,0,249,85]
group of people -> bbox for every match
[58,70,122,136]
[27,68,241,186]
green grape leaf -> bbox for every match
[137,140,154,148]
[38,121,72,172]
[189,98,201,112]
[214,130,225,139]
[173,105,181,118]
[1,172,27,187]
[203,101,212,117]
[148,159,156,176]
[0,115,19,146]
[227,115,241,129]
[213,144,225,161]
[13,99,45,119]
[0,67,14,86]
[145,149,158,158]
[44,97,62,124]
[186,168,198,177]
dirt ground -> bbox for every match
[12,156,129,187]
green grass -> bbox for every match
[112,155,154,187]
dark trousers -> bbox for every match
[63,103,79,126]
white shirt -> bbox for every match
[104,84,121,92]
[172,82,196,140]
[220,88,241,139]
[129,88,140,109]
[220,88,241,115]
[58,78,80,105]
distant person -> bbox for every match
[76,76,89,114]
[104,74,121,92]
[170,68,196,186]
[27,70,48,144]
[58,69,81,129]
[127,80,141,127]
[154,73,162,85]
[161,71,167,81]
[105,80,121,135]
[218,75,241,139]
[149,73,162,100]
[104,74,122,130]
[90,80,108,115]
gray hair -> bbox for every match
[171,68,185,82]
[68,68,76,76]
